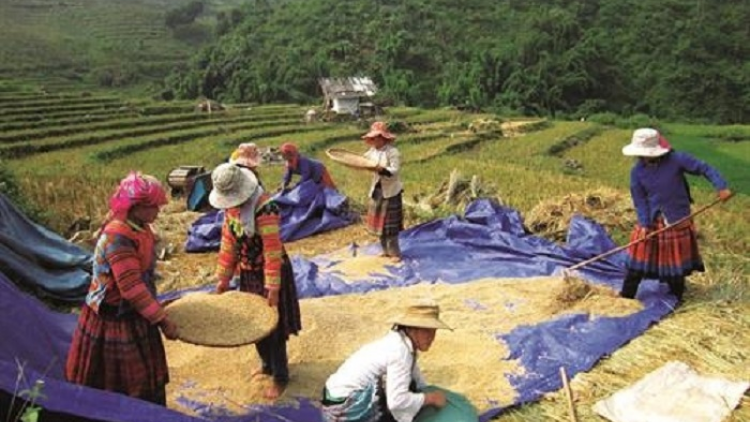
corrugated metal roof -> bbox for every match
[319,77,378,98]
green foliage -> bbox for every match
[165,1,206,29]
[163,0,749,124]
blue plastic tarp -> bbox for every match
[185,181,355,252]
[0,198,676,422]
[0,193,91,302]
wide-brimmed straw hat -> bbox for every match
[230,143,261,168]
[392,299,452,330]
[622,128,671,157]
[362,121,396,140]
[209,163,259,209]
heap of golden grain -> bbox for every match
[166,290,278,347]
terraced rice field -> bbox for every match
[2,83,749,422]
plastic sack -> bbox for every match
[414,386,478,422]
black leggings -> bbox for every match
[620,270,685,300]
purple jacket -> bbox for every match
[630,151,727,227]
[282,155,325,188]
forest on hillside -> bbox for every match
[164,0,750,124]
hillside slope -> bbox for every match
[0,0,244,89]
[166,0,750,123]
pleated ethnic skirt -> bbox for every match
[625,216,705,279]
[65,305,168,404]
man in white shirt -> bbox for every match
[321,300,452,422]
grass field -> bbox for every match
[1,84,748,421]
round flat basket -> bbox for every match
[166,290,278,347]
[326,148,377,170]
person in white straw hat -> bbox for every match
[321,298,453,422]
[229,142,264,186]
[619,128,733,303]
[209,162,302,400]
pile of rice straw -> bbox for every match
[525,187,636,241]
[166,291,278,347]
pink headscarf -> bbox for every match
[109,172,168,219]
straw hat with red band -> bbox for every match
[362,121,396,141]
[622,128,671,157]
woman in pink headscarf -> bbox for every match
[279,142,337,191]
[66,172,178,405]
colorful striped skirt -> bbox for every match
[625,216,705,279]
[366,185,403,237]
[239,254,302,339]
[65,305,168,404]
[321,383,384,422]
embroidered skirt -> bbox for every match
[366,185,403,237]
[239,254,302,339]
[321,383,384,422]
[626,216,705,278]
[65,305,168,404]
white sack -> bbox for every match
[594,361,749,422]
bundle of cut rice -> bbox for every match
[166,291,278,347]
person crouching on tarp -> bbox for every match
[321,299,451,422]
[66,172,178,405]
[279,142,337,191]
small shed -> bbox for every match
[319,77,378,115]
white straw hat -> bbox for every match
[622,128,671,157]
[208,163,258,209]
[392,299,452,330]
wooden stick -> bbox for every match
[567,197,723,272]
[559,366,579,422]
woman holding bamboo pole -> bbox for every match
[619,128,732,302]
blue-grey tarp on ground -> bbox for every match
[185,180,355,252]
[0,199,676,422]
[0,193,91,302]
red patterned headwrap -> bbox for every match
[108,172,168,219]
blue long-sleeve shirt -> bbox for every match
[282,155,325,188]
[630,151,727,227]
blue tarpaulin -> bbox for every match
[185,180,355,252]
[0,198,676,422]
[0,193,91,302]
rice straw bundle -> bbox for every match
[326,148,377,170]
[166,291,278,347]
[526,187,635,241]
